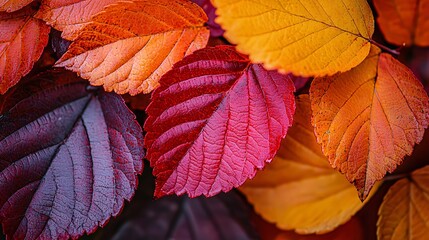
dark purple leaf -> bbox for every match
[192,0,224,37]
[0,70,144,240]
[110,191,259,240]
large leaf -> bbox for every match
[373,0,429,46]
[56,0,209,95]
[109,192,258,239]
[310,46,429,200]
[0,0,33,12]
[0,5,50,94]
[212,0,374,77]
[240,95,374,234]
[0,70,144,239]
[377,166,429,240]
[36,0,121,40]
[144,45,296,198]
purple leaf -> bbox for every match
[0,70,144,239]
[192,0,224,37]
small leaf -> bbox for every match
[55,0,209,95]
[0,0,33,12]
[144,45,295,198]
[377,166,429,240]
[240,95,375,234]
[310,46,429,200]
[212,0,374,76]
[36,0,122,40]
[0,70,144,239]
[192,0,224,37]
[0,5,50,94]
[373,0,429,46]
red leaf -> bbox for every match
[0,5,50,94]
[0,70,144,239]
[144,45,296,198]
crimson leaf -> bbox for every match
[0,70,144,239]
[144,45,296,198]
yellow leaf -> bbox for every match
[240,95,376,234]
[212,0,374,77]
[378,166,429,240]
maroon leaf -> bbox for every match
[192,0,224,37]
[144,45,296,198]
[0,70,144,239]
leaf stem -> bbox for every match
[383,173,409,181]
[369,39,401,56]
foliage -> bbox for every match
[0,0,429,239]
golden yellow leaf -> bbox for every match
[240,95,376,234]
[212,0,374,77]
[378,166,429,240]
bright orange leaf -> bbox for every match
[0,5,50,94]
[0,0,33,12]
[310,46,429,200]
[378,166,429,240]
[240,95,375,234]
[373,0,429,46]
[55,0,209,95]
[212,0,374,77]
[36,0,121,40]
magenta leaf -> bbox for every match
[0,70,144,239]
[144,45,296,198]
[192,0,224,37]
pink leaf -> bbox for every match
[144,45,296,198]
[0,70,144,239]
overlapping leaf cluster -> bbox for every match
[1,0,429,239]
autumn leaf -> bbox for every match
[377,166,429,240]
[212,0,374,77]
[240,95,374,234]
[36,0,121,40]
[192,0,224,37]
[0,0,33,12]
[144,45,295,198]
[55,0,209,95]
[310,45,429,200]
[0,70,144,239]
[0,5,50,94]
[373,0,429,46]
[110,192,258,239]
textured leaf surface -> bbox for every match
[36,0,121,40]
[144,45,295,198]
[241,95,372,234]
[0,0,33,12]
[310,46,429,200]
[374,0,429,46]
[0,70,144,239]
[56,0,209,95]
[378,166,429,240]
[192,0,224,37]
[110,192,258,239]
[212,0,374,76]
[0,6,50,94]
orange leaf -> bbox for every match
[240,95,376,234]
[378,166,429,240]
[0,6,50,94]
[310,46,429,200]
[373,0,429,46]
[0,0,33,12]
[55,0,209,95]
[36,0,121,40]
